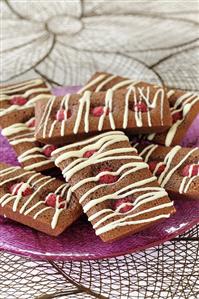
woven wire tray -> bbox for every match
[1,224,198,299]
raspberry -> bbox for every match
[112,197,134,213]
[132,102,148,112]
[10,183,23,195]
[90,106,109,117]
[22,186,33,196]
[56,109,71,121]
[182,164,199,177]
[148,161,166,175]
[172,111,183,123]
[10,96,27,106]
[9,182,33,196]
[83,150,97,158]
[45,193,65,208]
[99,168,118,184]
[43,145,57,157]
[26,118,35,128]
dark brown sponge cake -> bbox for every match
[35,86,172,145]
[0,78,51,128]
[81,71,199,146]
[1,119,55,172]
[0,163,82,236]
[133,142,199,200]
[52,131,175,242]
[147,89,199,146]
[78,71,140,93]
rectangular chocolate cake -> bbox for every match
[133,142,199,200]
[0,163,82,236]
[0,78,51,128]
[1,119,56,172]
[35,86,172,145]
[81,72,199,146]
[147,89,199,146]
[52,131,175,242]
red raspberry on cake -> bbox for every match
[2,120,55,172]
[45,193,65,209]
[172,111,183,123]
[135,142,199,200]
[99,167,119,184]
[43,145,57,157]
[1,78,51,134]
[35,84,172,145]
[90,106,110,117]
[9,182,33,196]
[182,164,199,177]
[10,96,27,106]
[0,163,82,236]
[83,150,97,158]
[112,197,134,213]
[148,161,166,175]
[75,72,199,147]
[26,118,35,128]
[0,78,53,172]
[56,109,72,121]
[52,131,175,242]
[131,102,148,112]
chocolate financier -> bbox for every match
[0,163,82,236]
[0,78,51,128]
[52,131,175,242]
[35,86,172,145]
[80,71,199,146]
[134,142,199,200]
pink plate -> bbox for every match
[0,86,198,261]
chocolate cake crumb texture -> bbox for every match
[147,89,199,146]
[1,119,56,171]
[134,142,199,198]
[81,72,199,146]
[52,131,175,242]
[35,85,171,145]
[0,163,82,236]
[0,78,51,128]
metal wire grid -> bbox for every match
[0,224,198,299]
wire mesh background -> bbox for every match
[1,0,199,298]
[0,225,199,299]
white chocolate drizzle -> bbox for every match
[1,122,53,170]
[39,86,165,139]
[79,72,139,93]
[0,78,51,117]
[147,90,199,145]
[98,89,115,131]
[73,91,91,134]
[137,143,199,194]
[111,79,138,91]
[53,131,173,236]
[77,74,107,94]
[0,166,74,229]
[0,79,44,94]
[95,75,117,92]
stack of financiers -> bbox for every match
[0,72,198,242]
